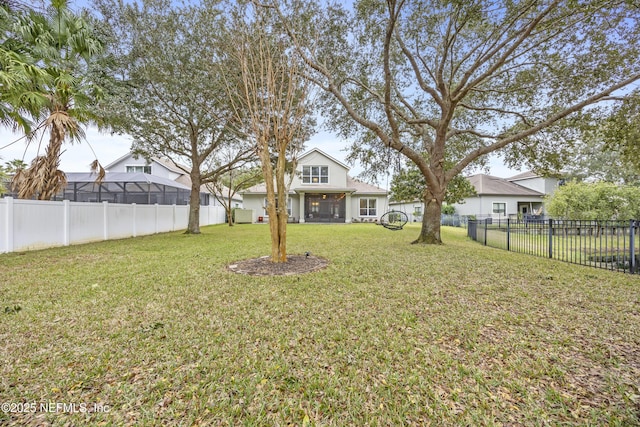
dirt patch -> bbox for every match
[227,254,329,276]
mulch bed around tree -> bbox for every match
[227,254,329,276]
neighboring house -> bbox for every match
[390,171,560,221]
[241,148,388,223]
[96,152,243,207]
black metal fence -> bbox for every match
[468,219,639,274]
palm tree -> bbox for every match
[0,2,47,134]
[6,0,104,200]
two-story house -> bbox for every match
[241,148,388,223]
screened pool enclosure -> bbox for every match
[53,172,208,205]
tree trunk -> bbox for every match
[275,150,288,262]
[22,124,66,201]
[412,189,444,245]
[266,191,280,262]
[227,206,234,226]
[185,172,201,234]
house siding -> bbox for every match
[107,154,182,181]
[241,148,388,224]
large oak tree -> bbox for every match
[95,0,253,234]
[278,0,640,244]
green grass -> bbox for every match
[1,224,639,426]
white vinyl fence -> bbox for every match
[0,197,226,253]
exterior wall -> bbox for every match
[239,194,264,223]
[0,197,225,253]
[510,176,559,196]
[453,198,482,217]
[387,201,424,223]
[352,194,387,222]
[243,193,388,223]
[455,195,544,218]
[291,150,348,188]
[242,193,300,223]
[108,154,182,181]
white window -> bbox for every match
[360,198,377,216]
[302,166,329,184]
[264,197,292,216]
[126,165,151,174]
[492,202,506,214]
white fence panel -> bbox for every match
[135,205,157,235]
[0,198,7,253]
[157,205,176,231]
[0,198,226,253]
[13,199,65,251]
[175,206,189,229]
[106,204,135,240]
[69,202,105,244]
[199,205,226,226]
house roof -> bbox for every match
[346,176,387,194]
[105,153,189,175]
[469,174,543,196]
[298,148,349,170]
[104,152,242,200]
[507,171,538,181]
[65,172,192,190]
[152,157,190,174]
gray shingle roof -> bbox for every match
[507,171,538,181]
[469,174,543,196]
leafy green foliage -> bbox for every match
[441,204,455,215]
[545,181,640,220]
[602,91,640,176]
[2,0,107,199]
[390,164,476,204]
[94,0,255,232]
[281,0,640,243]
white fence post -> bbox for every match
[103,201,109,240]
[4,197,14,253]
[63,199,70,246]
[155,203,159,234]
[132,203,137,237]
[172,204,176,231]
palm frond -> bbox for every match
[89,159,105,184]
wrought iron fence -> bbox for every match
[468,219,639,274]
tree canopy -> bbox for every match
[94,0,254,233]
[390,163,475,204]
[545,181,640,221]
[277,0,640,244]
[2,0,106,200]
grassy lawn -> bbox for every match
[1,224,639,426]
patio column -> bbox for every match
[299,192,305,223]
[345,193,352,223]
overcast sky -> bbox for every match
[0,124,521,179]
